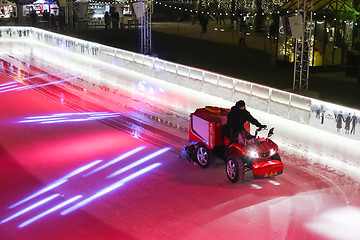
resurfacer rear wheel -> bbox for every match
[195,142,215,168]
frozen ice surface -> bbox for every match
[2,40,360,180]
[306,206,360,240]
[1,39,360,240]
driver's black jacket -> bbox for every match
[226,106,262,133]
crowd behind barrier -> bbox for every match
[1,26,359,141]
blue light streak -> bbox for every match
[8,180,67,209]
[20,73,51,81]
[23,115,62,119]
[0,65,110,94]
[0,73,52,92]
[18,195,82,228]
[0,83,17,90]
[89,113,117,117]
[85,146,146,176]
[9,76,80,93]
[60,163,161,216]
[40,118,95,124]
[107,147,170,179]
[0,81,17,87]
[61,160,102,179]
[2,146,168,225]
[86,116,115,121]
[23,112,105,119]
[54,112,108,116]
[1,194,59,224]
[19,117,67,123]
[9,160,102,209]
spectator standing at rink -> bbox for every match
[351,113,357,135]
[104,11,111,31]
[30,10,37,27]
[345,113,351,134]
[199,12,208,33]
[336,111,345,132]
[111,9,119,30]
[50,14,56,30]
[239,22,247,46]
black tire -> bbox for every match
[270,153,281,162]
[195,142,215,168]
[226,155,245,183]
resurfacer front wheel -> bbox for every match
[226,155,245,183]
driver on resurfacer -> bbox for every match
[226,100,267,144]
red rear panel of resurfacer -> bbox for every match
[189,107,228,149]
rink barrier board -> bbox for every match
[0,27,359,140]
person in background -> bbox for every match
[104,11,110,31]
[111,9,119,30]
[239,22,247,46]
[58,12,65,32]
[350,113,357,135]
[30,10,37,27]
[42,10,50,27]
[50,14,56,30]
[199,12,208,33]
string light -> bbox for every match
[151,1,267,18]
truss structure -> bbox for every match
[66,0,74,30]
[293,1,313,92]
[139,0,152,55]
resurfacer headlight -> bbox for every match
[250,151,259,158]
[270,147,276,156]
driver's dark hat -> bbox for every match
[236,100,246,107]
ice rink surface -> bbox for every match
[0,41,360,240]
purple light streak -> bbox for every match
[0,65,109,94]
[18,195,83,228]
[85,146,146,176]
[107,147,170,178]
[1,194,59,224]
[9,160,102,209]
[60,163,161,216]
[0,83,18,90]
[19,112,120,124]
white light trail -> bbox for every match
[1,194,59,224]
[0,84,18,90]
[61,163,161,216]
[18,195,83,228]
[268,180,280,186]
[61,160,103,179]
[107,147,170,179]
[8,180,67,209]
[0,65,110,94]
[19,117,67,123]
[0,81,17,87]
[251,184,262,189]
[19,112,121,124]
[85,146,146,176]
[9,159,102,209]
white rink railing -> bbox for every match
[1,26,359,141]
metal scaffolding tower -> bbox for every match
[138,0,152,55]
[66,0,74,31]
[293,1,313,92]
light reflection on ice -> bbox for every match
[18,112,121,124]
[3,40,360,184]
[305,206,360,240]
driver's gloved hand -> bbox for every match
[261,125,267,129]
